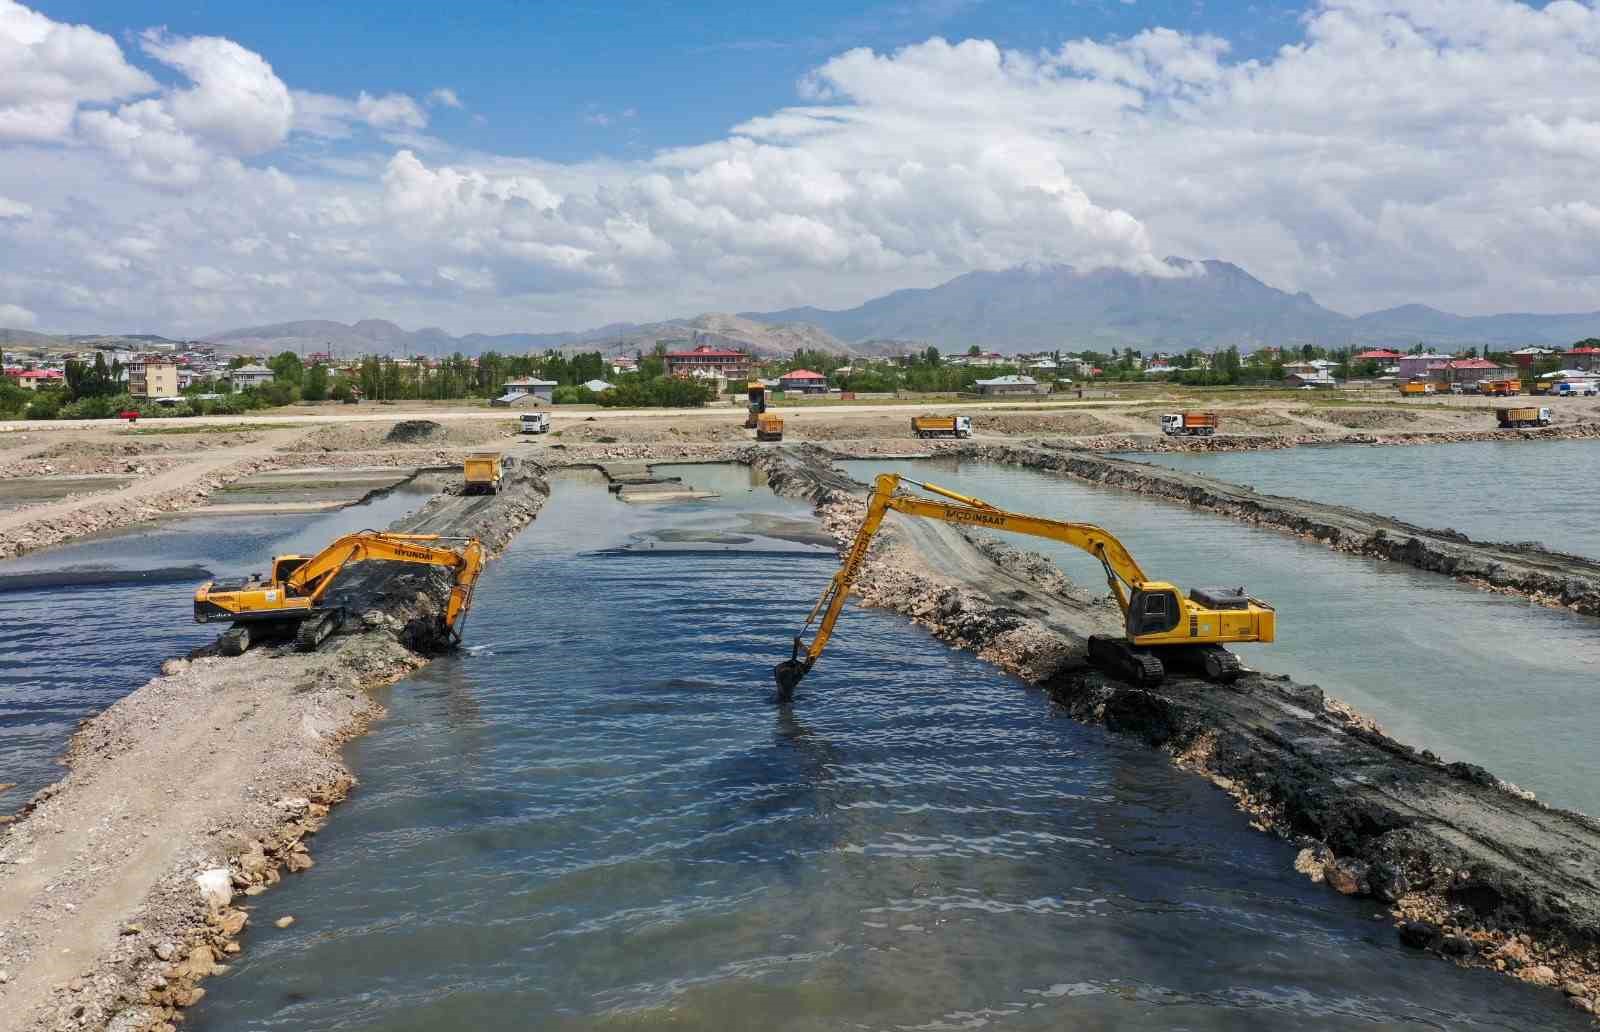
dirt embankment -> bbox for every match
[749,444,1600,1018]
[0,462,550,1032]
[957,446,1600,619]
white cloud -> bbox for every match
[0,194,31,218]
[0,301,37,326]
[0,0,156,142]
[3,0,1600,332]
[426,88,463,109]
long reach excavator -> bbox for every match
[194,531,486,655]
[774,474,1275,700]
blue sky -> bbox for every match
[50,0,1306,162]
[4,0,1597,334]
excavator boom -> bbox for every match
[775,473,1274,700]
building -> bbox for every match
[1027,358,1059,374]
[777,368,829,394]
[1144,362,1177,377]
[1282,360,1337,387]
[1353,349,1403,363]
[128,357,180,399]
[1396,353,1448,380]
[664,344,750,381]
[12,369,63,391]
[1564,345,1600,372]
[974,374,1045,396]
[1509,346,1559,374]
[610,356,638,376]
[581,379,615,393]
[230,364,275,391]
[1442,358,1502,384]
[491,378,557,406]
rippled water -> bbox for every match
[0,487,432,804]
[192,469,1580,1031]
[841,458,1600,816]
[1125,439,1600,559]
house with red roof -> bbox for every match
[1443,357,1502,385]
[777,368,829,394]
[1352,349,1403,362]
[663,344,750,381]
[12,369,64,391]
[1564,345,1600,372]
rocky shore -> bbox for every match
[751,444,1600,1019]
[0,461,550,1032]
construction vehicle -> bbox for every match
[756,412,784,442]
[194,531,487,655]
[744,382,767,430]
[520,412,550,434]
[1399,381,1436,396]
[463,453,502,494]
[1160,411,1219,436]
[773,474,1274,699]
[1495,405,1551,428]
[911,414,972,439]
[1481,378,1522,397]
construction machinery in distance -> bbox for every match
[774,473,1274,700]
[194,531,487,655]
[1160,411,1219,437]
[744,382,767,429]
[463,453,503,494]
[910,414,973,439]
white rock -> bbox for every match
[194,867,233,909]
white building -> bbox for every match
[230,364,275,391]
[974,374,1046,396]
[582,379,615,393]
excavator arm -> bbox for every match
[776,474,1149,696]
[774,473,1273,699]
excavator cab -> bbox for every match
[271,556,312,584]
[1127,586,1182,637]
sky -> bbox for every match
[1,0,1598,336]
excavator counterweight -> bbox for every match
[194,531,487,656]
[775,473,1274,701]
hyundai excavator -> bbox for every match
[194,531,487,655]
[774,474,1274,700]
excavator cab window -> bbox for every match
[1128,588,1181,636]
[272,556,312,583]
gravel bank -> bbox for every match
[0,462,550,1032]
[751,444,1600,1018]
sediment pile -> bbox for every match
[751,444,1600,1017]
[959,445,1600,618]
[0,462,550,1032]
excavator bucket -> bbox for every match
[773,637,812,702]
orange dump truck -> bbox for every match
[1494,406,1550,429]
[1481,379,1522,397]
[463,453,502,494]
[1160,411,1219,436]
[910,415,973,438]
[1399,381,1436,396]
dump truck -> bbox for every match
[744,382,768,429]
[910,414,972,439]
[194,531,487,655]
[1399,381,1436,396]
[1481,379,1521,397]
[463,453,502,494]
[520,412,550,434]
[1495,406,1551,428]
[1160,411,1219,436]
[756,412,784,442]
[774,473,1274,701]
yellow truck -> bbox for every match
[463,453,502,494]
[756,412,784,442]
[1399,381,1436,396]
[1481,378,1522,397]
[1495,406,1551,429]
[910,414,973,439]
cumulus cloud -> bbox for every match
[0,301,37,326]
[426,87,463,109]
[0,0,155,142]
[3,0,1600,332]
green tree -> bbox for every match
[269,351,305,386]
[967,344,981,357]
[923,346,941,366]
[302,363,330,401]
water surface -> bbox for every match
[840,458,1600,815]
[192,471,1581,1031]
[1124,439,1600,559]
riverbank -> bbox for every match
[0,462,548,1032]
[750,444,1600,1018]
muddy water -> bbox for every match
[1126,439,1600,559]
[841,458,1600,816]
[192,470,1581,1031]
[0,486,433,805]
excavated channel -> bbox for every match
[0,486,434,806]
[838,457,1600,817]
[188,469,1581,1031]
[1125,439,1600,561]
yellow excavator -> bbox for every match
[774,474,1275,699]
[194,531,487,655]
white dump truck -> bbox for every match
[520,412,551,434]
[1160,411,1219,437]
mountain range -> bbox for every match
[6,258,1597,358]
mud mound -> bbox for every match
[384,419,445,443]
[1224,408,1298,430]
[1295,407,1421,429]
[973,412,1115,436]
